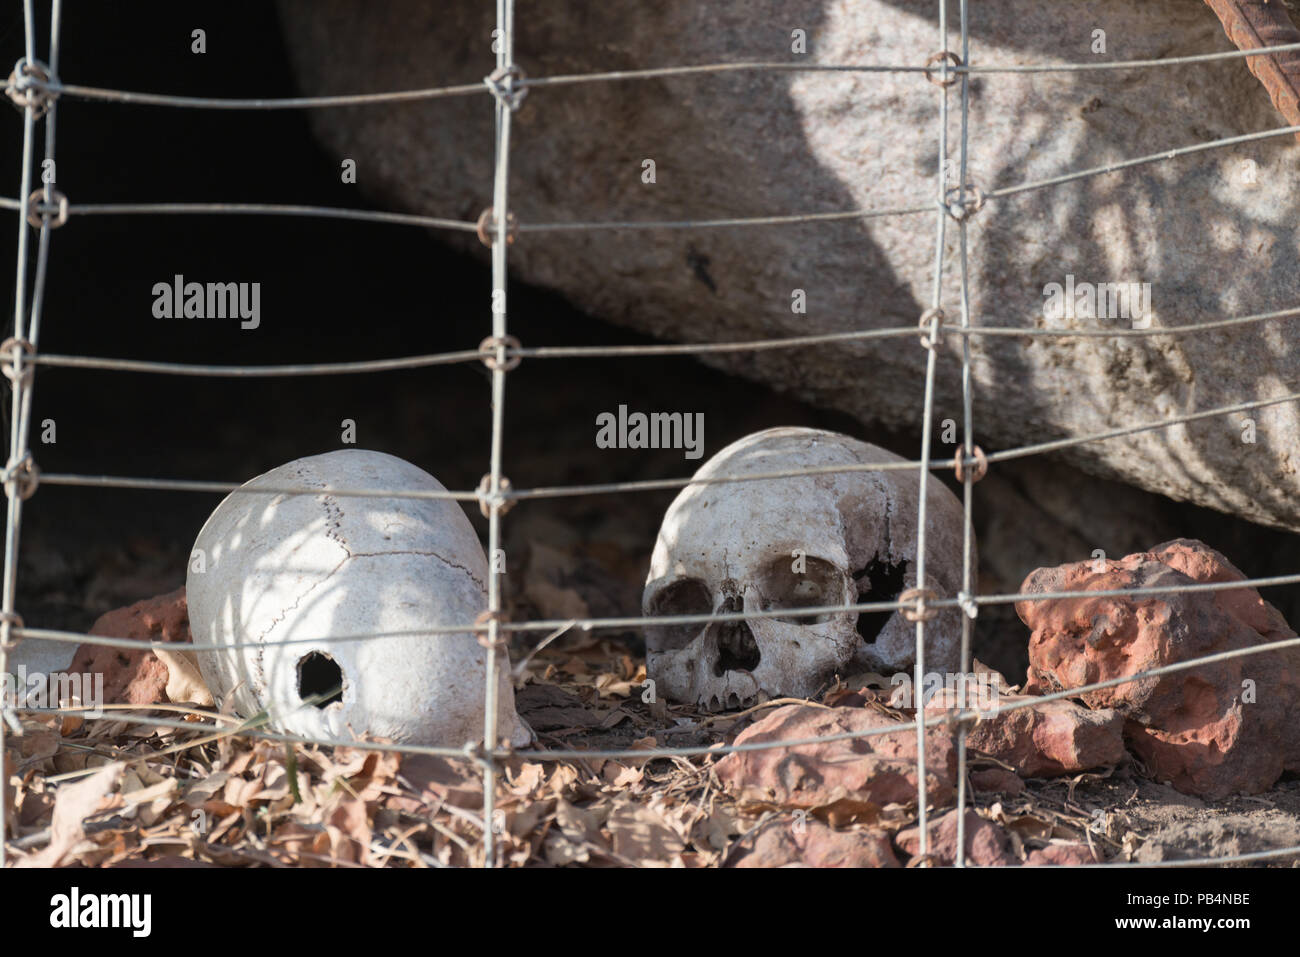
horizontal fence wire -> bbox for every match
[23,385,1300,503]
[56,202,480,232]
[17,40,1300,109]
[17,567,1300,652]
[15,304,1300,377]
[14,116,1300,232]
[14,120,1300,236]
[6,0,1300,869]
[19,623,1300,766]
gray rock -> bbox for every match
[276,0,1300,529]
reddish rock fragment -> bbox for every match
[729,818,900,868]
[901,675,1126,777]
[964,695,1125,777]
[1019,539,1300,798]
[895,809,1016,867]
[69,588,189,706]
[969,768,1025,795]
[1025,843,1100,866]
[714,705,955,822]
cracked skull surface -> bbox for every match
[643,427,969,709]
[186,449,530,747]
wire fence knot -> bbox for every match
[484,63,528,111]
[0,337,35,387]
[476,207,518,247]
[478,333,521,371]
[953,444,988,484]
[943,184,985,222]
[899,587,940,622]
[475,473,515,518]
[5,57,57,118]
[956,591,979,620]
[2,453,39,502]
[917,307,946,350]
[26,187,68,229]
[923,51,962,87]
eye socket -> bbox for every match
[758,556,849,625]
[853,557,910,645]
[645,577,713,652]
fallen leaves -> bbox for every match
[607,801,686,867]
[4,619,1153,868]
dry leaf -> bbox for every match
[606,802,686,867]
[17,762,124,867]
[153,645,215,706]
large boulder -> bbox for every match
[275,0,1300,530]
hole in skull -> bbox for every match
[297,651,344,708]
[644,577,713,651]
[712,623,761,676]
[853,557,910,644]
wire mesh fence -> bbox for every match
[4,0,1300,868]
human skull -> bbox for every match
[187,449,531,748]
[643,427,969,709]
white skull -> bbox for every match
[643,427,969,710]
[187,449,530,748]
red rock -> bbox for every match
[897,674,1126,777]
[895,809,1016,867]
[69,588,190,706]
[969,768,1025,795]
[728,818,900,868]
[1019,539,1300,798]
[965,695,1125,777]
[714,705,956,823]
[1025,843,1100,866]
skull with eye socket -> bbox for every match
[643,427,969,710]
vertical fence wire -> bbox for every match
[1,0,58,869]
[481,0,518,869]
[909,0,955,867]
[953,0,975,869]
[19,0,58,452]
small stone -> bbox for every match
[970,768,1026,795]
[1025,843,1100,866]
[895,809,1016,867]
[729,818,900,868]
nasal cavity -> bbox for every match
[297,651,344,708]
[713,624,761,676]
[853,557,910,645]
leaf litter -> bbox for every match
[4,637,1200,869]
